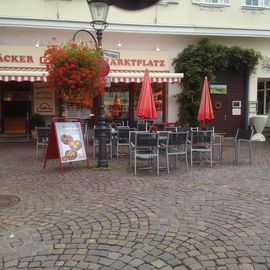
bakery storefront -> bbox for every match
[0,46,183,134]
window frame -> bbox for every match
[192,0,230,8]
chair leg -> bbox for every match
[249,143,252,164]
[157,155,159,175]
[190,150,193,167]
[166,153,169,174]
[185,153,188,171]
[116,144,119,159]
[110,144,113,159]
[134,155,137,175]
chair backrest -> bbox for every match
[190,130,213,145]
[117,127,136,143]
[36,127,50,143]
[137,123,148,131]
[154,123,165,131]
[165,127,177,132]
[177,127,191,133]
[169,131,189,147]
[135,132,159,149]
[236,128,253,141]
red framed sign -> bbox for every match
[44,117,89,173]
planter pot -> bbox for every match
[251,115,268,141]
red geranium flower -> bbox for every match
[44,39,107,107]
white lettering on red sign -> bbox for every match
[0,54,34,63]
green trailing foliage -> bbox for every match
[173,38,262,126]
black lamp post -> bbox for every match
[86,0,110,167]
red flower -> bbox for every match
[44,39,106,107]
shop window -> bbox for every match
[61,102,92,119]
[104,84,129,121]
[266,91,270,114]
[134,83,163,111]
[257,90,264,114]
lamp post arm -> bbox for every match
[72,29,98,46]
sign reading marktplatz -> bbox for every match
[44,118,88,173]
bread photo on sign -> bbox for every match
[61,134,73,145]
[64,150,78,160]
[69,140,82,151]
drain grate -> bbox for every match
[0,195,21,209]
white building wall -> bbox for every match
[1,0,270,123]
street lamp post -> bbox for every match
[86,0,110,167]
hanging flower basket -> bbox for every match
[44,40,106,106]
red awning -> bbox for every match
[108,70,183,83]
[0,67,184,84]
[0,67,47,82]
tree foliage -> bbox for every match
[173,38,262,126]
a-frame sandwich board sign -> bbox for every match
[44,117,89,173]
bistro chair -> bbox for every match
[190,130,213,167]
[92,126,113,159]
[137,122,148,131]
[129,131,160,175]
[116,127,136,158]
[164,126,177,132]
[208,126,224,163]
[35,127,50,158]
[160,131,189,173]
[223,128,254,165]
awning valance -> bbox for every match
[0,67,47,82]
[0,67,184,84]
[108,70,183,83]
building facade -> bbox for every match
[0,0,270,135]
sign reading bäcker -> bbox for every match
[33,82,55,115]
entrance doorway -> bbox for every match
[257,80,270,127]
[210,69,247,137]
[0,81,32,134]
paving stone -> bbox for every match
[1,142,270,269]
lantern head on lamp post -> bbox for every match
[86,0,110,168]
[110,0,159,10]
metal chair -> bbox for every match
[116,127,136,158]
[129,131,160,175]
[137,122,148,131]
[92,127,113,159]
[164,126,177,132]
[160,131,189,173]
[190,130,213,167]
[223,128,253,165]
[35,127,50,158]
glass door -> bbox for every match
[257,80,270,126]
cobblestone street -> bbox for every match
[0,141,270,270]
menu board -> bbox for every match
[55,122,87,163]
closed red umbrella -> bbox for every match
[197,76,214,128]
[136,69,158,120]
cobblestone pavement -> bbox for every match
[0,140,270,270]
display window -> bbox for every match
[104,83,129,121]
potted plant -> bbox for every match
[44,39,107,107]
[28,113,46,139]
